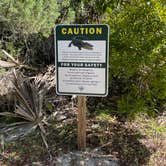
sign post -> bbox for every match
[77,96,86,150]
[55,24,109,150]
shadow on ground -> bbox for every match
[87,120,152,166]
[0,118,153,166]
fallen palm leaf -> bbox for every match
[0,60,17,68]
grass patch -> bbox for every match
[95,109,117,122]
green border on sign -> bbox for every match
[54,24,109,97]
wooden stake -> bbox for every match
[77,96,86,150]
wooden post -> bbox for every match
[77,96,86,150]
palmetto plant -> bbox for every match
[0,70,49,150]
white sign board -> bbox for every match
[55,24,109,96]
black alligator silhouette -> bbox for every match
[68,38,93,50]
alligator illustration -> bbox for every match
[68,38,93,50]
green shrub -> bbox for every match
[106,0,166,117]
[0,0,60,65]
[0,0,59,36]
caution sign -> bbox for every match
[54,24,109,96]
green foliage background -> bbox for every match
[107,0,166,116]
[0,0,59,35]
[0,0,60,65]
[0,0,166,117]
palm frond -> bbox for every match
[0,69,49,150]
[15,105,35,121]
[0,122,37,142]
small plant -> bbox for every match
[96,112,116,122]
[0,70,49,152]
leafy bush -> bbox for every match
[106,0,166,117]
[0,0,59,36]
[0,0,60,65]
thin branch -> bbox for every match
[1,49,37,70]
